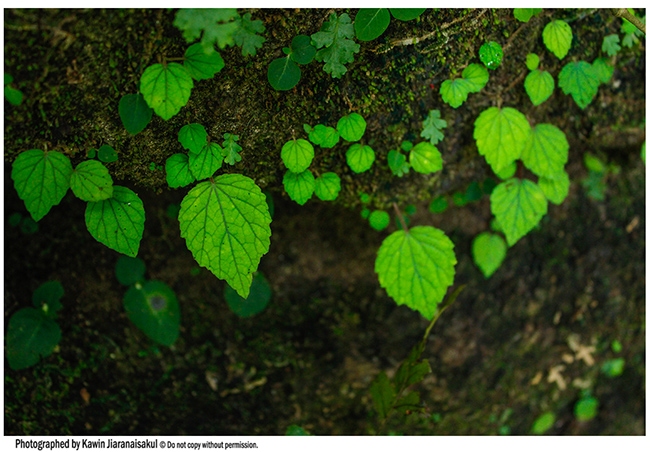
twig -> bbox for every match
[614,9,646,34]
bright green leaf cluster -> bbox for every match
[440,63,489,108]
[268,35,316,91]
[311,13,360,78]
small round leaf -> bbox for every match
[268,57,301,91]
[354,9,391,42]
[118,93,153,135]
[337,113,366,142]
[124,280,180,346]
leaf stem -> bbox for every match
[614,9,646,34]
[392,202,409,233]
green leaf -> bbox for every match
[574,396,599,421]
[178,123,208,154]
[115,256,146,286]
[281,139,314,172]
[524,69,555,106]
[542,20,573,59]
[233,12,266,57]
[311,13,360,78]
[472,232,507,278]
[354,8,391,42]
[421,109,447,145]
[283,170,315,205]
[531,412,556,435]
[513,8,542,23]
[368,210,390,231]
[97,144,118,163]
[221,133,243,165]
[140,63,193,120]
[429,196,448,214]
[370,372,396,419]
[6,308,61,370]
[267,56,301,91]
[307,124,340,148]
[409,142,443,174]
[119,93,153,135]
[558,61,600,109]
[473,107,531,174]
[592,57,614,84]
[539,171,570,205]
[165,153,196,188]
[526,53,540,71]
[224,272,271,318]
[11,149,73,222]
[32,280,64,316]
[584,152,606,173]
[124,280,180,346]
[490,179,548,246]
[183,43,225,80]
[285,425,311,436]
[85,186,145,257]
[70,160,114,202]
[602,34,621,57]
[375,226,457,319]
[346,144,375,173]
[179,174,272,298]
[601,357,625,378]
[390,9,426,21]
[494,161,517,180]
[314,172,342,201]
[394,354,431,389]
[479,41,504,70]
[290,35,317,65]
[188,142,224,180]
[521,123,569,178]
[337,113,366,142]
[174,8,239,51]
[440,78,472,108]
[388,150,410,177]
[5,86,23,106]
[462,64,489,93]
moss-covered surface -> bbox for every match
[4,8,645,435]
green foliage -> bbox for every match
[4,73,24,106]
[179,175,272,298]
[521,123,569,179]
[118,93,153,134]
[409,142,442,174]
[513,8,542,23]
[524,69,555,106]
[368,210,390,231]
[490,178,548,246]
[337,113,366,142]
[542,20,573,59]
[290,35,317,65]
[389,9,426,21]
[479,41,504,70]
[375,226,456,319]
[124,280,180,346]
[346,144,376,173]
[115,256,146,286]
[592,57,614,84]
[188,142,224,180]
[621,12,645,48]
[387,149,410,177]
[6,281,64,370]
[179,123,208,154]
[473,106,531,174]
[525,53,540,71]
[233,13,266,57]
[97,144,118,163]
[472,232,507,278]
[11,149,73,222]
[283,170,315,205]
[539,171,570,205]
[428,196,448,214]
[267,35,316,91]
[440,78,472,108]
[314,172,342,201]
[165,154,196,188]
[601,34,621,57]
[174,9,239,52]
[354,9,391,42]
[281,139,314,173]
[222,133,243,165]
[574,395,599,421]
[311,13,360,78]
[224,272,271,318]
[305,124,340,148]
[285,425,311,435]
[140,63,193,120]
[70,160,114,202]
[494,161,517,180]
[85,186,146,257]
[601,358,625,378]
[462,64,489,93]
[530,412,555,434]
[183,43,225,80]
[558,61,600,109]
[421,109,447,145]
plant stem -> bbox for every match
[614,9,646,34]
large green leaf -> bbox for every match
[165,153,196,188]
[440,78,472,108]
[281,139,314,173]
[70,160,114,202]
[85,186,145,257]
[118,93,153,135]
[124,280,180,346]
[311,13,360,78]
[490,178,548,246]
[140,63,193,120]
[521,123,569,178]
[11,149,73,222]
[188,142,224,180]
[178,174,272,298]
[472,232,507,278]
[473,107,531,174]
[6,308,61,370]
[558,61,600,109]
[283,170,315,205]
[375,226,457,319]
[183,43,225,80]
[409,142,443,174]
[178,123,208,155]
[524,69,555,106]
[354,8,391,42]
[542,20,573,59]
[346,144,375,173]
[337,113,366,142]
